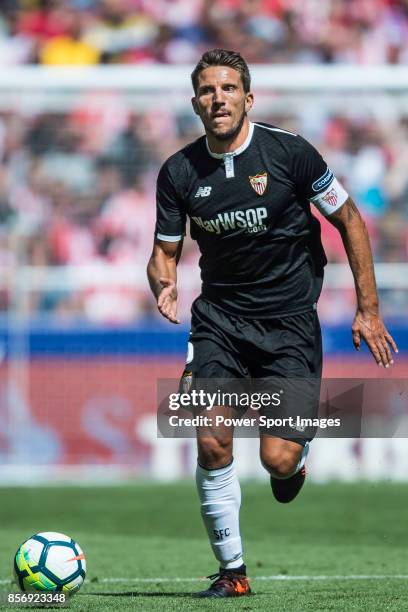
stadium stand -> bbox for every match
[1,0,408,66]
[0,1,407,323]
[0,1,406,482]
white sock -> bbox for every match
[196,459,244,569]
[295,441,310,473]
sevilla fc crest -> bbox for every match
[322,188,338,207]
[249,172,267,196]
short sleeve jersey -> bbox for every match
[155,122,348,317]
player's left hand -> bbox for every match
[352,310,398,367]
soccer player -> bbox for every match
[147,49,398,598]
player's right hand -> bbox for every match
[157,277,180,324]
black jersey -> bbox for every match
[155,122,348,317]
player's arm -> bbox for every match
[293,135,398,366]
[326,197,398,367]
[149,156,186,324]
[147,238,183,324]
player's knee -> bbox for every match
[260,447,300,479]
[197,437,233,469]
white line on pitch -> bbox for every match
[97,575,408,583]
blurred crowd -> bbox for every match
[0,0,408,66]
[0,0,407,324]
[0,101,407,323]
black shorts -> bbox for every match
[183,297,323,443]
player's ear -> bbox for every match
[191,97,200,115]
[245,92,254,113]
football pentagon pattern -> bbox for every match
[14,532,86,595]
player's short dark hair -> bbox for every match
[191,49,251,94]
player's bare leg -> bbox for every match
[194,406,251,598]
[197,406,233,469]
[260,436,309,503]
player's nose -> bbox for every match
[212,86,226,104]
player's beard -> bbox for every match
[206,109,246,142]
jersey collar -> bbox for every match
[206,121,254,159]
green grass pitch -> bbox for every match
[0,481,407,610]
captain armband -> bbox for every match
[309,177,349,216]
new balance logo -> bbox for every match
[195,186,212,198]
